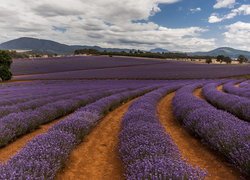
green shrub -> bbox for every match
[0,50,13,81]
[0,66,12,81]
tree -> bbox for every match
[216,55,225,63]
[0,50,12,68]
[206,57,212,64]
[0,50,13,81]
[0,66,12,81]
[223,56,232,64]
[237,55,248,64]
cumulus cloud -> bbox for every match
[213,0,235,9]
[209,4,250,23]
[224,21,250,51]
[190,7,201,13]
[0,0,216,52]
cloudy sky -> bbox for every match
[0,0,249,52]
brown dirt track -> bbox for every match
[0,118,61,162]
[157,92,241,180]
[56,101,133,180]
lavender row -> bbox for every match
[0,85,157,179]
[202,83,250,122]
[223,82,250,98]
[0,82,107,106]
[173,84,250,177]
[0,89,99,119]
[0,85,89,106]
[119,85,206,179]
[0,79,150,107]
[0,88,128,147]
[238,80,250,88]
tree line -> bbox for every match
[75,49,249,64]
[0,50,12,81]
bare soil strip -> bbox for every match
[0,118,61,162]
[56,101,132,180]
[158,92,241,180]
[195,88,204,99]
[216,85,223,91]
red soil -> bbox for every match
[158,92,241,180]
[56,101,133,180]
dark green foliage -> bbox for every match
[0,50,13,81]
[0,66,12,81]
[216,55,225,63]
[224,56,232,64]
[75,49,100,55]
[216,55,232,64]
[206,57,212,64]
[0,50,12,68]
[237,55,248,64]
[74,48,214,60]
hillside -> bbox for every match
[0,37,130,55]
[0,37,250,58]
[189,47,250,59]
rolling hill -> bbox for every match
[0,37,250,58]
[0,37,130,55]
[189,47,250,59]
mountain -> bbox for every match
[150,48,169,53]
[0,37,130,54]
[0,37,74,54]
[189,47,250,59]
[1,38,249,58]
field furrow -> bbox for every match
[57,100,132,180]
[156,90,240,179]
[172,84,249,177]
[202,83,250,122]
[0,117,62,162]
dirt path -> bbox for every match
[216,85,223,91]
[158,92,241,180]
[57,101,132,180]
[0,118,62,162]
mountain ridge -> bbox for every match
[188,47,250,58]
[0,37,130,54]
[0,37,249,58]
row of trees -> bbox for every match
[0,51,13,81]
[75,48,249,64]
[74,49,214,60]
[213,55,248,64]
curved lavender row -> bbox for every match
[203,83,250,122]
[0,84,95,107]
[173,84,250,176]
[119,85,206,180]
[0,86,156,179]
[0,81,117,106]
[238,80,250,88]
[0,88,128,147]
[0,88,101,119]
[223,82,250,98]
[0,86,92,107]
[0,81,148,106]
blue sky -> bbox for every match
[0,0,249,51]
[151,0,249,45]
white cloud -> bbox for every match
[224,21,250,51]
[208,14,223,23]
[0,0,217,52]
[213,0,235,9]
[190,7,201,13]
[209,4,250,23]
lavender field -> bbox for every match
[0,54,249,180]
[0,74,250,179]
[1,0,250,178]
[12,56,250,80]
